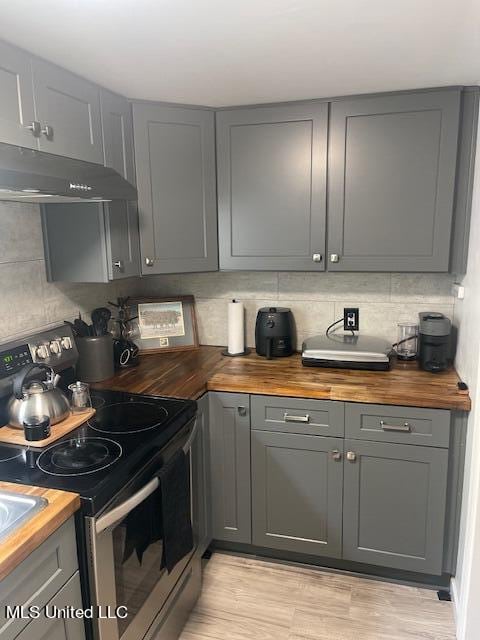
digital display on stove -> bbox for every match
[0,344,32,379]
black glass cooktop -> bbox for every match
[0,389,196,515]
[88,398,169,434]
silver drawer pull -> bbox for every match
[284,413,310,423]
[380,420,411,433]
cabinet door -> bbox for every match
[192,394,212,556]
[43,201,139,282]
[328,90,460,271]
[252,430,343,557]
[343,440,448,574]
[217,103,327,271]
[209,392,251,543]
[15,572,85,640]
[101,89,135,184]
[105,200,140,280]
[0,41,37,149]
[133,103,218,274]
[32,59,103,163]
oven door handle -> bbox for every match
[95,418,198,535]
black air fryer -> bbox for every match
[255,307,295,359]
[418,312,452,373]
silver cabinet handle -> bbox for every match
[380,420,411,433]
[346,451,356,462]
[145,257,155,267]
[312,253,322,263]
[238,406,247,417]
[41,124,54,139]
[114,260,124,270]
[331,449,342,461]
[330,254,340,263]
[26,121,41,136]
[284,413,310,423]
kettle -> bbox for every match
[7,363,71,429]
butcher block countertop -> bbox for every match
[0,482,79,581]
[93,346,471,411]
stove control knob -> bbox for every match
[61,336,73,350]
[50,340,62,355]
[36,344,50,360]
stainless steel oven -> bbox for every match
[85,418,198,640]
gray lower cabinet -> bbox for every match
[42,199,140,282]
[251,395,344,437]
[0,41,37,149]
[342,439,449,574]
[132,103,218,274]
[31,59,103,164]
[15,573,85,640]
[0,517,81,640]
[216,102,328,271]
[209,392,251,544]
[328,89,461,271]
[193,394,212,556]
[100,89,135,184]
[252,430,343,558]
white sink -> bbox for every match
[0,490,47,542]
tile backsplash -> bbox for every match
[0,200,456,347]
[139,271,456,349]
[0,201,138,342]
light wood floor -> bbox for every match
[180,552,456,640]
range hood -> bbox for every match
[0,142,137,203]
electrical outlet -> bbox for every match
[344,307,359,331]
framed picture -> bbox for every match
[126,296,199,353]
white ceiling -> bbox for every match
[1,0,480,106]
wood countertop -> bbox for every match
[0,482,80,581]
[94,346,471,411]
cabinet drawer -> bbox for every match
[0,518,78,640]
[251,395,344,437]
[345,403,450,448]
[14,572,85,640]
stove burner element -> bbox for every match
[90,395,106,409]
[37,438,122,476]
[89,401,169,434]
[0,445,26,463]
[52,441,110,470]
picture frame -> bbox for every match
[126,296,199,353]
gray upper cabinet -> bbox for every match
[216,103,328,271]
[342,439,449,574]
[101,89,135,184]
[42,200,140,282]
[252,430,343,558]
[328,90,461,271]
[0,40,37,149]
[31,59,103,164]
[209,392,251,544]
[133,103,218,274]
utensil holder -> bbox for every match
[76,336,114,382]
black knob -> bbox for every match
[266,319,275,328]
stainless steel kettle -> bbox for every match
[7,363,71,429]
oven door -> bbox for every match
[86,418,197,640]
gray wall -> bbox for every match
[0,201,138,342]
[139,271,455,349]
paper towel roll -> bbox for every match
[227,300,245,355]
